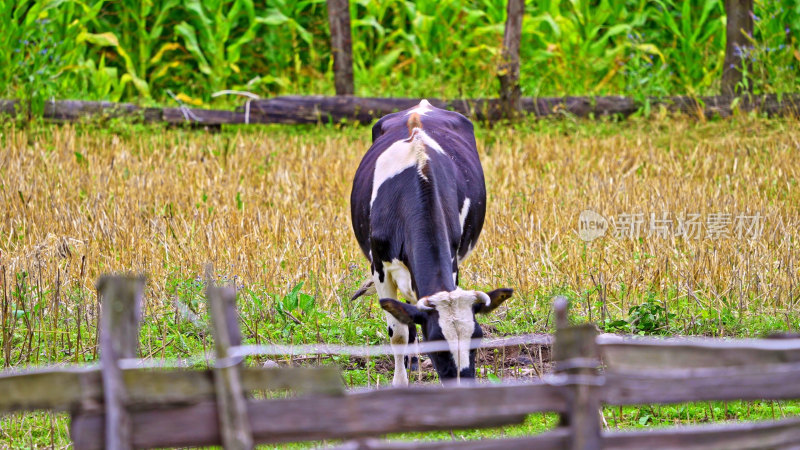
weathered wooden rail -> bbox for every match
[243,94,800,124]
[2,274,800,449]
[2,93,799,127]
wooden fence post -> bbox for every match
[96,275,144,450]
[327,0,355,96]
[206,269,253,450]
[498,0,525,119]
[722,0,754,95]
[552,296,601,450]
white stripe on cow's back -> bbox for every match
[406,99,433,116]
[458,244,474,265]
[457,198,474,265]
[370,137,421,207]
[418,129,444,153]
[370,130,445,207]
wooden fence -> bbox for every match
[3,274,800,449]
[2,94,799,127]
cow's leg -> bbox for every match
[375,272,409,386]
[406,322,419,372]
[390,263,420,374]
[385,310,410,386]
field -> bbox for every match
[2,114,800,447]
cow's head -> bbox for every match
[380,287,513,382]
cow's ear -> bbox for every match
[473,288,513,314]
[380,299,425,325]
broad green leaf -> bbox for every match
[353,17,385,36]
[290,281,304,296]
[79,31,147,97]
[246,75,289,89]
[175,21,212,76]
[283,292,298,311]
[184,0,212,29]
[248,289,263,309]
[120,73,150,98]
[183,0,217,56]
[299,293,315,313]
[635,43,665,62]
[150,42,182,64]
[78,31,120,48]
[256,8,289,26]
[150,61,180,81]
[291,19,313,46]
[150,0,181,41]
[372,48,404,75]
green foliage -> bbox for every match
[0,0,86,116]
[604,293,677,335]
[276,281,305,314]
[175,0,292,95]
[350,0,506,97]
[646,0,725,95]
[520,0,651,95]
[168,275,206,316]
[0,0,798,107]
[77,0,182,100]
[735,1,800,94]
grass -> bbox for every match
[1,113,800,447]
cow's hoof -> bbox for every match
[392,374,409,387]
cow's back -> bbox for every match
[350,101,486,268]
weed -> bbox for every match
[602,293,676,335]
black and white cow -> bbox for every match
[350,99,513,386]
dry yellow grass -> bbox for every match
[0,117,799,329]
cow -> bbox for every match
[350,99,513,386]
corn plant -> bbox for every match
[740,0,800,94]
[350,0,506,97]
[646,0,725,95]
[78,0,183,100]
[520,0,655,96]
[1,0,798,106]
[173,0,315,99]
[236,0,326,95]
[0,0,92,116]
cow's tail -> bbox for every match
[350,278,376,301]
[407,112,430,177]
[407,112,422,136]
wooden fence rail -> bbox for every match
[2,275,800,448]
[2,93,799,127]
